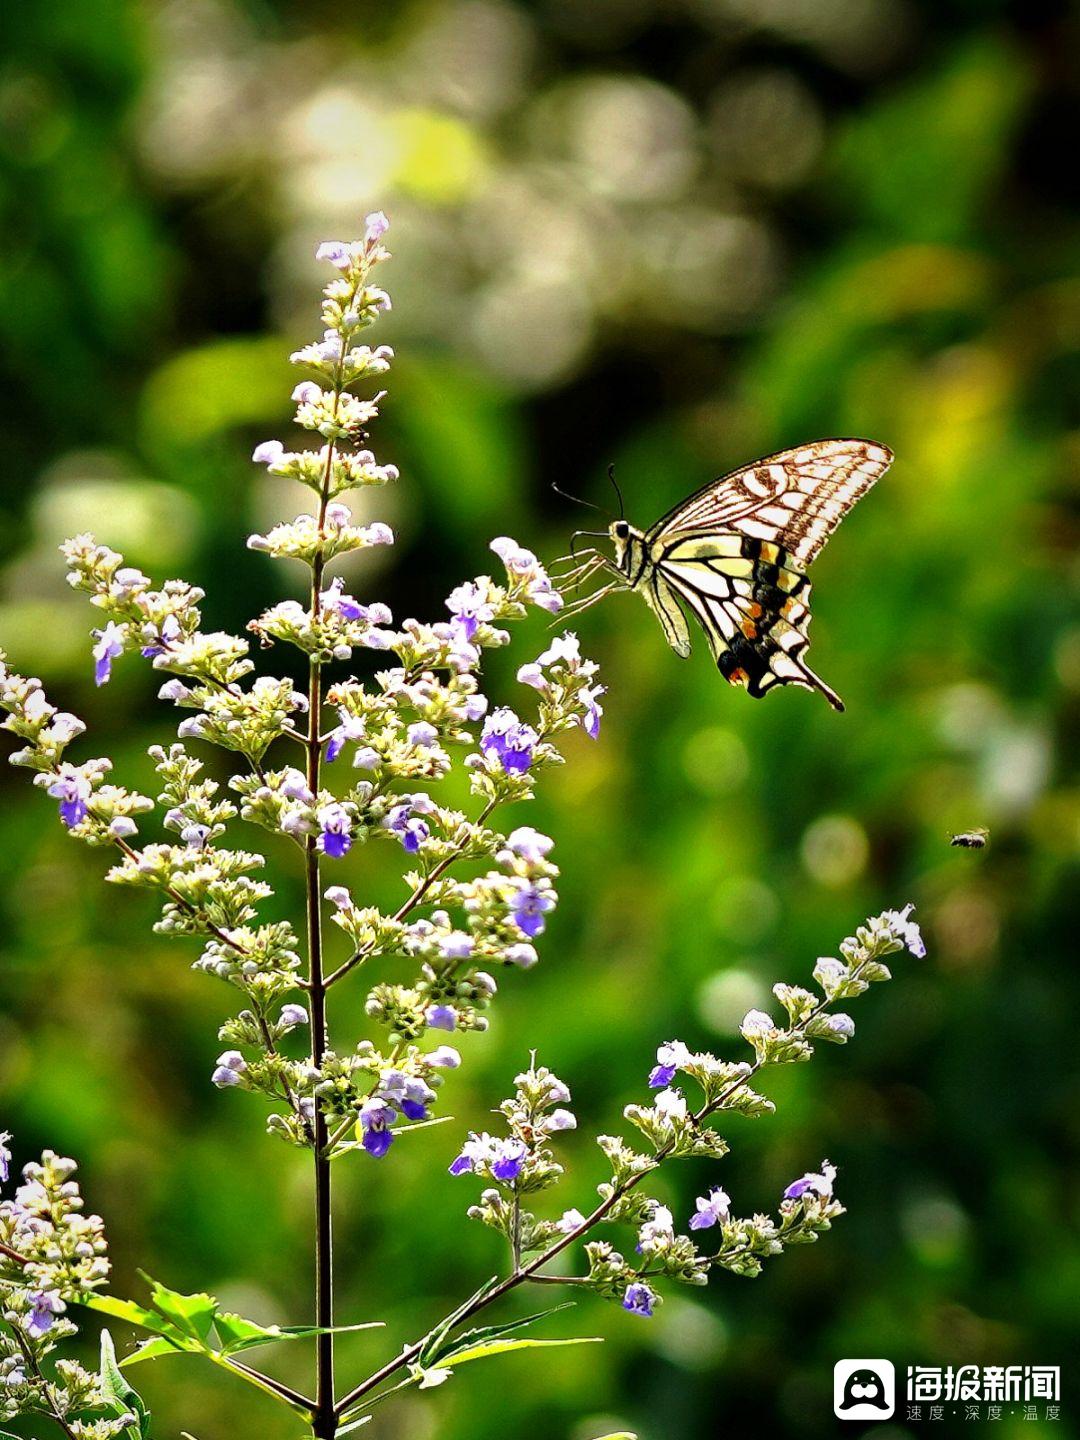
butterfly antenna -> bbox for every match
[607,463,625,520]
[551,480,608,516]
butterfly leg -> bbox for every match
[554,581,622,621]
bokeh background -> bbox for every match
[1,0,1078,1436]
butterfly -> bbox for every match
[557,438,893,712]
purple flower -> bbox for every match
[883,902,926,958]
[555,1208,586,1234]
[280,1004,308,1027]
[689,1186,731,1231]
[26,1291,63,1337]
[491,1138,527,1182]
[445,582,494,641]
[316,804,353,859]
[325,713,367,763]
[292,381,321,404]
[438,932,473,960]
[407,721,439,749]
[359,1099,396,1158]
[386,798,433,854]
[580,683,604,739]
[648,1039,690,1089]
[47,769,91,829]
[428,1045,460,1069]
[212,1051,247,1088]
[545,1108,577,1132]
[315,240,354,270]
[252,440,285,465]
[509,881,555,939]
[448,1132,526,1181]
[365,210,390,242]
[505,942,538,969]
[827,1013,855,1039]
[502,827,554,866]
[181,823,211,850]
[320,577,366,621]
[784,1159,837,1201]
[426,1005,457,1032]
[325,885,352,909]
[92,622,126,686]
[481,708,538,774]
[622,1282,655,1318]
[0,1131,11,1184]
[489,537,563,613]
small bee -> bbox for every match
[949,828,989,849]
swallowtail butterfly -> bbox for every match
[559,438,893,712]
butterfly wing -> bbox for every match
[642,439,892,708]
[641,568,693,659]
[646,438,893,566]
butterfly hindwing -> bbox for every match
[652,533,844,709]
[642,568,693,659]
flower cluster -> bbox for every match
[450,906,923,1317]
[0,1142,128,1437]
[0,215,601,1170]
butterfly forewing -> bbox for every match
[647,438,892,568]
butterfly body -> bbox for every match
[575,438,893,712]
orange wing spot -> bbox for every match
[747,602,763,619]
[781,598,795,617]
[740,619,758,639]
[728,668,749,687]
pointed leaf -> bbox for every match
[222,1320,383,1356]
[418,1276,498,1366]
[435,1336,602,1368]
[81,1293,192,1347]
[447,1303,575,1356]
[141,1273,218,1342]
[212,1311,281,1351]
[121,1336,197,1367]
[338,1418,373,1435]
[99,1330,152,1438]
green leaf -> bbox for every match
[82,1293,183,1339]
[434,1336,602,1368]
[418,1276,499,1366]
[99,1329,152,1438]
[141,1273,218,1342]
[120,1337,194,1367]
[592,1432,638,1439]
[441,1303,576,1360]
[214,1314,382,1355]
[338,1418,373,1435]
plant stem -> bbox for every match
[308,648,336,1439]
[309,446,336,1438]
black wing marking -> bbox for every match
[654,537,844,710]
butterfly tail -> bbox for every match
[797,659,845,712]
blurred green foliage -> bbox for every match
[1,1,1077,1437]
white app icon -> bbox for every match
[834,1359,896,1420]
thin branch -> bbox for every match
[334,953,875,1416]
[324,797,500,988]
